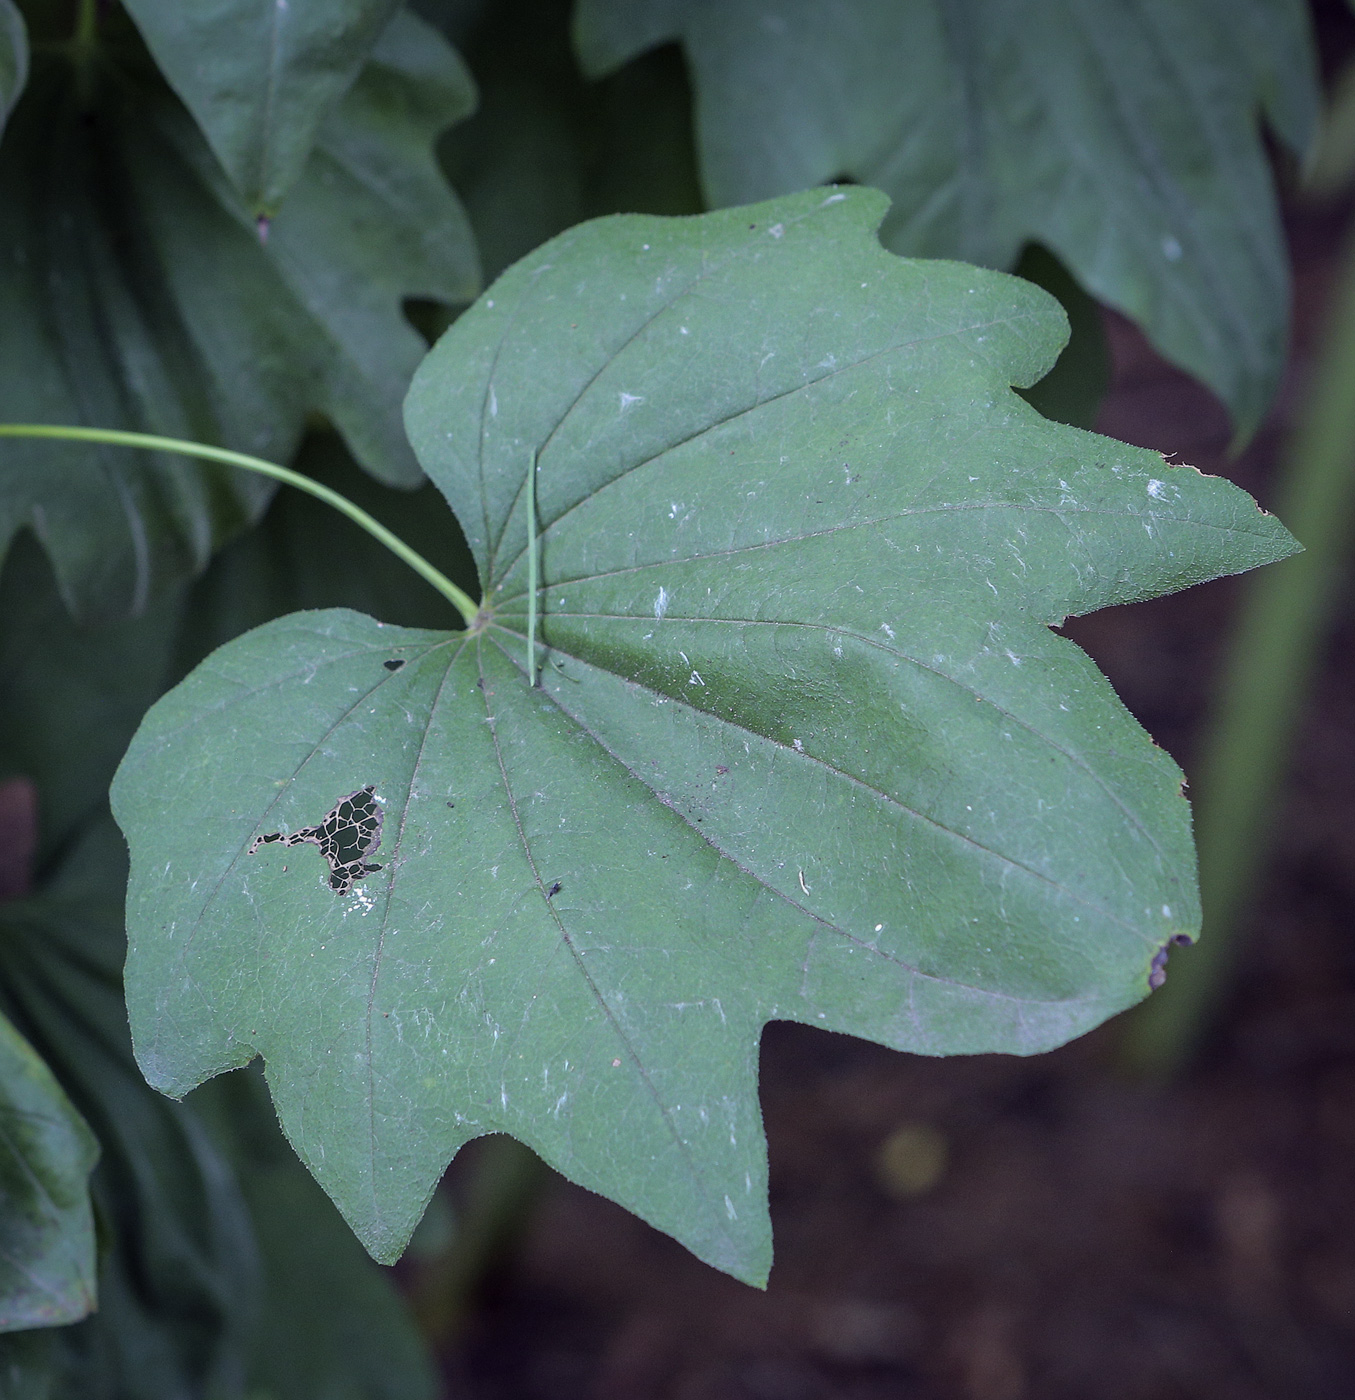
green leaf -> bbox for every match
[0,505,436,1395]
[113,190,1297,1284]
[0,1011,98,1332]
[574,0,1318,439]
[0,819,262,1399]
[0,8,478,619]
[121,0,401,215]
[0,0,25,139]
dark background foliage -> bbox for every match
[1,0,1353,1396]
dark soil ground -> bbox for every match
[420,194,1355,1400]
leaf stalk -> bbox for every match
[0,424,479,628]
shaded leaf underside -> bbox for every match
[0,9,478,619]
[116,190,1294,1283]
[574,0,1318,438]
[0,1011,98,1332]
[122,0,402,215]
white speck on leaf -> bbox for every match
[654,586,670,619]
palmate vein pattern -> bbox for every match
[115,189,1295,1284]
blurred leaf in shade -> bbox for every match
[0,1011,98,1332]
[438,0,700,282]
[0,7,478,620]
[576,0,1318,442]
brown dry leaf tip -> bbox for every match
[249,786,384,895]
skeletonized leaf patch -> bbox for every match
[249,786,385,896]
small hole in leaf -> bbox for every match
[249,786,384,896]
[384,658,405,671]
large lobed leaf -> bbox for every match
[574,0,1318,439]
[0,7,478,619]
[114,190,1296,1284]
[122,0,401,215]
[0,0,24,138]
[0,1011,98,1333]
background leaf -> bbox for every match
[114,190,1297,1285]
[121,0,401,215]
[0,7,478,620]
[0,1330,57,1400]
[574,0,1318,439]
[437,0,702,283]
[0,1011,98,1332]
[0,0,24,138]
[432,0,1107,422]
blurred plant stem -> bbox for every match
[1121,220,1355,1075]
[408,1136,547,1349]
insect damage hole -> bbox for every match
[249,786,385,896]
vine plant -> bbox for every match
[0,0,1321,1394]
